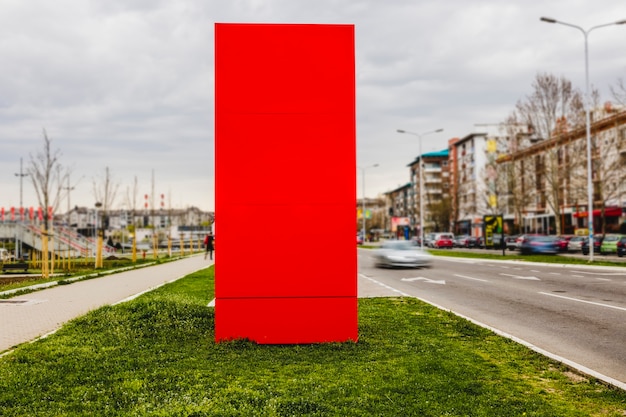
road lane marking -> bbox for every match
[359,274,411,297]
[453,274,489,282]
[595,278,612,282]
[539,292,626,312]
[401,277,446,285]
[571,270,626,276]
[500,273,540,281]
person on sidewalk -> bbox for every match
[204,231,214,260]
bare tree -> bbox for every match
[28,130,70,230]
[513,73,585,234]
[92,166,119,229]
[124,175,140,229]
[493,115,536,233]
[610,78,626,106]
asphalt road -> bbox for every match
[358,248,626,388]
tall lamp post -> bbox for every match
[358,164,378,242]
[540,16,626,262]
[14,157,29,259]
[397,128,444,249]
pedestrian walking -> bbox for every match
[204,231,214,260]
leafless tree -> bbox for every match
[610,78,626,106]
[488,117,535,233]
[28,130,70,231]
[124,175,140,229]
[92,166,119,229]
[513,73,586,234]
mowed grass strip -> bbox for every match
[0,266,624,416]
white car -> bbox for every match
[567,236,586,252]
[373,241,433,268]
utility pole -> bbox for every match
[14,157,29,259]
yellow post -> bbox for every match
[180,234,185,256]
[153,232,158,259]
[96,230,103,268]
[49,232,54,276]
[168,234,172,257]
[41,225,49,279]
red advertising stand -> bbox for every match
[214,23,357,344]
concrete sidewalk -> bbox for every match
[0,255,213,353]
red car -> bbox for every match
[432,233,454,249]
[555,235,574,252]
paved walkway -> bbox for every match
[0,255,213,353]
[0,256,389,353]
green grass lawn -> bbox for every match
[0,266,625,416]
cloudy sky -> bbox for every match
[1,0,625,213]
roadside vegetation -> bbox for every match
[0,266,624,416]
[0,253,201,298]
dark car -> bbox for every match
[581,236,604,255]
[519,235,559,255]
[617,236,626,257]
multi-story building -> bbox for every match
[383,183,412,238]
[407,149,451,234]
[498,107,626,235]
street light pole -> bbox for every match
[357,164,379,242]
[540,16,626,262]
[14,157,29,259]
[397,128,444,249]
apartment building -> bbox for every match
[498,107,626,234]
[407,149,451,234]
[383,183,412,238]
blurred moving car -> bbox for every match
[599,234,623,255]
[432,233,454,249]
[581,236,604,255]
[373,240,433,268]
[617,236,626,257]
[519,235,559,255]
[567,236,586,253]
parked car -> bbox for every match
[519,235,559,255]
[555,235,574,252]
[599,234,623,255]
[373,240,433,268]
[454,235,471,248]
[505,235,519,251]
[432,233,454,249]
[617,236,626,257]
[567,235,586,253]
[581,236,604,255]
[423,233,436,248]
[357,234,363,245]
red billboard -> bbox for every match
[214,23,357,343]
